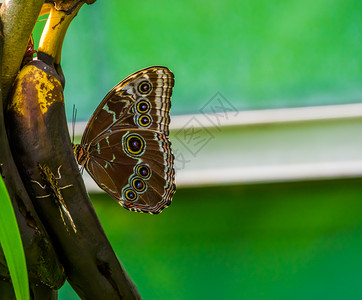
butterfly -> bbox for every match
[73,66,176,214]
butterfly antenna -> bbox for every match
[72,104,77,145]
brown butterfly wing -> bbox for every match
[79,66,175,213]
[81,66,174,144]
[84,129,175,214]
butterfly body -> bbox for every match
[74,66,176,214]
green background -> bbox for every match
[59,179,362,299]
[34,0,361,119]
[34,0,362,298]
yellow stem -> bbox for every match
[38,3,83,64]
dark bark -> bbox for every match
[6,55,141,300]
[2,1,141,298]
[0,9,65,298]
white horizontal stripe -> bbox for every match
[69,103,362,136]
[175,161,362,187]
[170,103,362,129]
[69,103,362,190]
[81,160,362,192]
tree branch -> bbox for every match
[0,1,65,299]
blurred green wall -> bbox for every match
[32,1,362,298]
[34,0,361,120]
[59,179,362,299]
